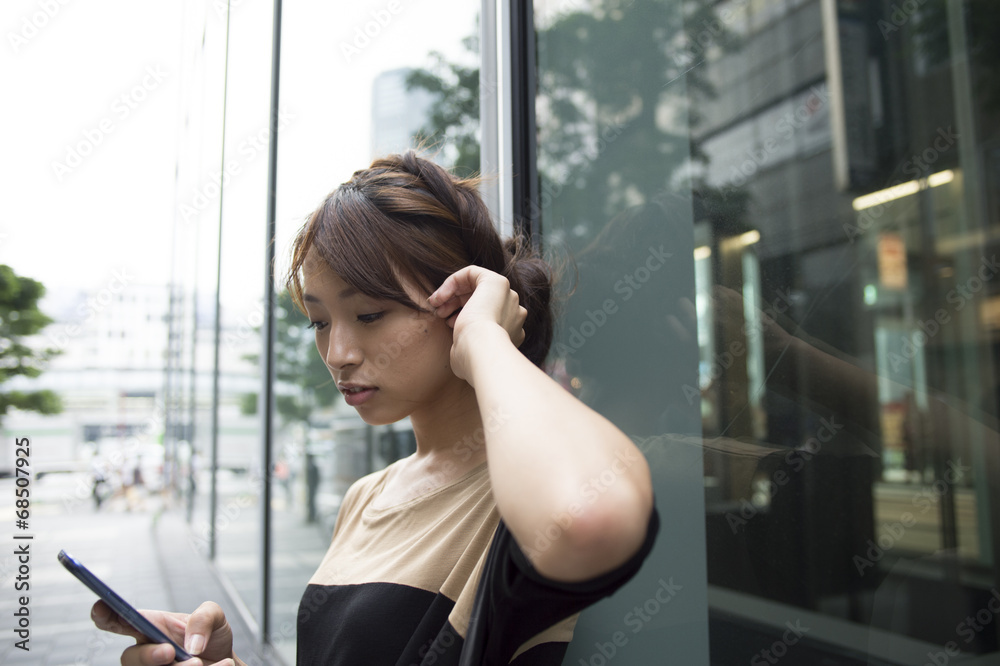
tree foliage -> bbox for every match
[403,0,743,249]
[0,265,62,424]
[405,34,482,176]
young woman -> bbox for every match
[93,152,658,665]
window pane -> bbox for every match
[270,2,480,661]
[534,0,710,661]
[213,0,277,628]
[536,0,1000,663]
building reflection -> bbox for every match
[542,0,1000,660]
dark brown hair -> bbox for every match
[286,151,554,367]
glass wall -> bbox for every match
[170,0,278,640]
[168,1,483,663]
[169,0,1000,663]
[268,2,481,659]
[535,0,1000,663]
[211,0,276,631]
[532,0,711,661]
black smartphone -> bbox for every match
[57,550,194,662]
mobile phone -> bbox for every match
[57,550,194,662]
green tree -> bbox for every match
[0,265,62,423]
[404,0,743,249]
[240,290,338,425]
[405,33,482,176]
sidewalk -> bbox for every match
[0,472,272,666]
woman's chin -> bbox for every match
[353,408,405,427]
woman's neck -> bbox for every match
[408,381,486,466]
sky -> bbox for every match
[3,0,183,311]
[2,0,478,318]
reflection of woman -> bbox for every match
[92,153,658,665]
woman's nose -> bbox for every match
[322,327,362,371]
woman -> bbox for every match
[93,152,658,665]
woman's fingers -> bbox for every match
[183,601,228,656]
[120,643,215,666]
[427,265,482,309]
[119,642,190,666]
[428,266,525,341]
[91,601,148,642]
[93,600,235,666]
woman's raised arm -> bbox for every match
[429,265,655,584]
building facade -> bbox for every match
[164,0,1000,663]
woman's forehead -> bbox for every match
[302,249,335,278]
[301,248,429,304]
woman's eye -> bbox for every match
[357,312,385,324]
[307,321,328,331]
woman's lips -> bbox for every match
[343,386,377,406]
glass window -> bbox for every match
[534,0,710,661]
[270,2,480,661]
[213,0,277,629]
[174,0,229,553]
[535,0,1000,663]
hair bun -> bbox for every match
[503,235,553,367]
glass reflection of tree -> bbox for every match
[405,0,745,249]
[405,33,481,176]
[533,0,741,247]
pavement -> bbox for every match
[0,472,283,666]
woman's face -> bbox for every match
[300,250,467,425]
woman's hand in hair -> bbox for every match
[427,266,527,384]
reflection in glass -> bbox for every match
[537,0,1000,662]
